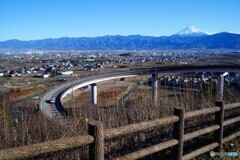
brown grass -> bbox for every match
[1,76,240,159]
[9,88,39,99]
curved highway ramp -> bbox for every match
[39,65,240,122]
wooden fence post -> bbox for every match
[173,107,185,160]
[88,120,104,160]
[214,100,224,152]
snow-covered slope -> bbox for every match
[174,26,209,36]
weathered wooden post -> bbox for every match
[216,75,224,101]
[88,120,104,160]
[214,100,224,152]
[173,107,184,160]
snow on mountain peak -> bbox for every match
[175,26,209,36]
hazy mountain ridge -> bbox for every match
[0,32,240,50]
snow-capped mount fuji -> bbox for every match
[174,26,209,37]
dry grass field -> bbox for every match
[1,72,240,159]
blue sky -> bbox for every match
[1,0,239,41]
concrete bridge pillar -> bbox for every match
[152,74,158,104]
[216,75,224,101]
[91,83,97,105]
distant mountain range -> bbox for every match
[1,26,240,50]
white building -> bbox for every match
[34,73,49,78]
[58,70,73,75]
[42,74,49,78]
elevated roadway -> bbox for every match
[39,65,240,122]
